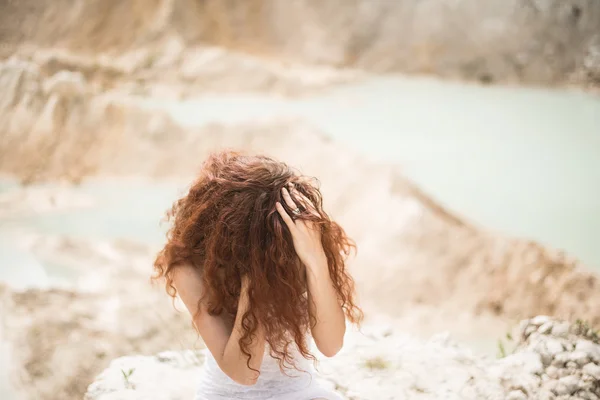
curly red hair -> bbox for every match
[153,151,362,371]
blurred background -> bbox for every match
[0,0,599,399]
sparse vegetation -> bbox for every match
[497,339,507,358]
[121,368,135,389]
[363,356,390,370]
[573,319,600,343]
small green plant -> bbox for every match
[497,339,507,358]
[363,356,389,370]
[573,319,599,343]
[121,368,135,389]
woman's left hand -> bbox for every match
[276,185,327,270]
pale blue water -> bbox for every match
[1,76,599,290]
[0,179,186,288]
[157,76,600,269]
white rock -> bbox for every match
[554,382,570,396]
[575,340,600,362]
[552,352,569,367]
[84,350,204,400]
[519,319,532,338]
[565,361,578,369]
[542,380,558,393]
[569,351,590,367]
[536,388,556,400]
[580,391,600,400]
[540,351,553,367]
[551,322,571,338]
[532,316,552,326]
[556,375,578,395]
[546,338,565,355]
[538,322,554,334]
[546,365,559,379]
[582,362,600,380]
[525,324,538,337]
[507,390,527,400]
[497,352,544,376]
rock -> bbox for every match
[546,365,559,379]
[542,380,558,393]
[555,376,578,395]
[532,316,552,326]
[537,388,556,400]
[551,322,571,338]
[84,350,204,400]
[525,324,539,338]
[575,340,600,363]
[557,368,572,378]
[519,319,532,339]
[84,316,600,400]
[507,390,527,400]
[540,351,553,367]
[539,322,554,334]
[552,353,570,367]
[565,361,578,369]
[582,362,600,380]
[569,351,590,367]
[546,339,566,355]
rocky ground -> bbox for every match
[1,0,599,89]
[84,318,600,400]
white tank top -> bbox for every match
[194,343,343,400]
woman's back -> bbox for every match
[196,342,342,400]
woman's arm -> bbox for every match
[172,266,266,385]
[277,186,346,357]
[304,256,346,356]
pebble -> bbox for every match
[565,361,577,369]
[575,340,600,363]
[537,389,556,400]
[568,351,590,367]
[540,352,553,366]
[525,324,538,338]
[546,339,566,355]
[546,365,559,379]
[554,382,570,396]
[582,362,600,380]
[539,322,554,334]
[552,353,570,367]
[532,316,552,326]
[551,322,571,338]
[519,319,531,338]
[507,390,528,400]
[556,376,578,395]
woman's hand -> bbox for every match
[276,184,346,357]
[276,185,327,271]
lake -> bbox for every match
[1,75,599,291]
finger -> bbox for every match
[276,202,296,230]
[288,183,319,217]
[281,187,298,210]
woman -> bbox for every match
[153,151,362,399]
